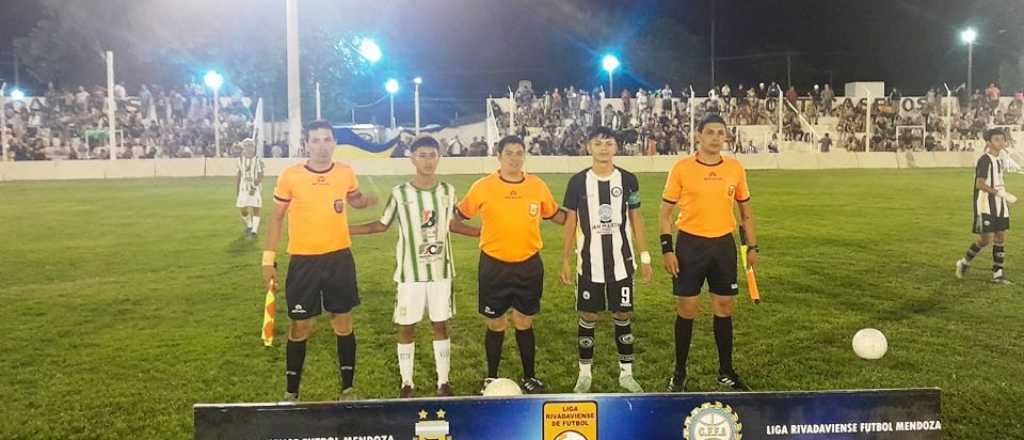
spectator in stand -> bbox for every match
[821,84,834,115]
[785,86,798,107]
[819,133,832,153]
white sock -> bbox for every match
[397,343,415,387]
[619,362,633,377]
[241,213,251,228]
[579,362,592,377]
[433,339,451,386]
[251,216,261,233]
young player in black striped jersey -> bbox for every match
[956,128,1016,284]
[350,135,479,397]
[560,127,653,393]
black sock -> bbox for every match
[515,328,536,379]
[993,243,1005,273]
[674,316,694,377]
[578,318,596,365]
[713,316,734,375]
[965,243,983,262]
[485,329,504,378]
[614,318,635,364]
[286,339,307,394]
[337,333,356,389]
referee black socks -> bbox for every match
[285,339,307,395]
[713,316,734,375]
[674,316,694,377]
[516,328,537,379]
[337,333,356,390]
[484,329,504,378]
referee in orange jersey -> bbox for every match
[659,114,759,392]
[457,135,567,394]
[262,120,378,402]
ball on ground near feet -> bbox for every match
[852,328,888,360]
[483,378,522,396]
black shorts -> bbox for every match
[478,252,543,318]
[973,214,1010,234]
[673,231,738,297]
[577,275,634,313]
[285,248,360,319]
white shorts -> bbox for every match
[236,188,262,208]
[394,279,453,325]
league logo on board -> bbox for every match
[334,199,346,213]
[543,401,597,440]
[529,203,540,217]
[683,402,742,440]
[415,408,452,440]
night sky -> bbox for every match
[1,0,1020,121]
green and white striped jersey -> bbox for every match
[380,181,457,283]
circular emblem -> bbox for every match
[684,402,742,440]
[581,290,591,300]
[598,204,613,222]
[611,186,622,197]
[426,244,442,255]
[578,336,594,348]
[554,431,587,440]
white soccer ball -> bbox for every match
[852,328,888,360]
[482,378,522,396]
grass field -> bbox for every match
[1,168,1022,439]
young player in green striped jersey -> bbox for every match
[350,135,479,397]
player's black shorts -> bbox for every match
[673,230,738,297]
[285,248,360,319]
[973,214,1010,234]
[478,252,543,318]
[577,275,635,313]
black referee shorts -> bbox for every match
[478,252,544,318]
[673,230,738,297]
[285,248,360,320]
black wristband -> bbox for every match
[660,234,673,254]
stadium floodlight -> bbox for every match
[413,76,423,85]
[204,70,224,156]
[204,71,224,91]
[9,89,25,100]
[602,54,621,96]
[960,28,977,97]
[960,28,977,44]
[385,78,400,95]
[359,38,383,64]
[385,78,400,129]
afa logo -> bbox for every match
[334,199,346,213]
[728,185,736,197]
[683,402,742,440]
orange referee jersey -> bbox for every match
[457,171,559,263]
[662,155,750,238]
[273,162,360,255]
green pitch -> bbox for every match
[1,168,1021,439]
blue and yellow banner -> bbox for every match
[332,127,400,159]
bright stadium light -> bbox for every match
[204,70,224,157]
[413,76,423,85]
[960,28,977,44]
[602,54,621,96]
[960,27,977,98]
[385,78,400,95]
[385,78,400,129]
[602,54,620,73]
[9,89,25,100]
[359,38,383,64]
[203,70,224,91]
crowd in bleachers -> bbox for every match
[1,83,261,160]
[497,81,1023,155]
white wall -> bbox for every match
[0,151,984,182]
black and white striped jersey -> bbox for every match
[563,167,641,283]
[975,153,1009,220]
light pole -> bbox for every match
[960,28,977,99]
[0,83,6,162]
[204,70,224,157]
[414,77,422,135]
[385,79,399,129]
[602,55,620,97]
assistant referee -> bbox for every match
[659,114,759,392]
